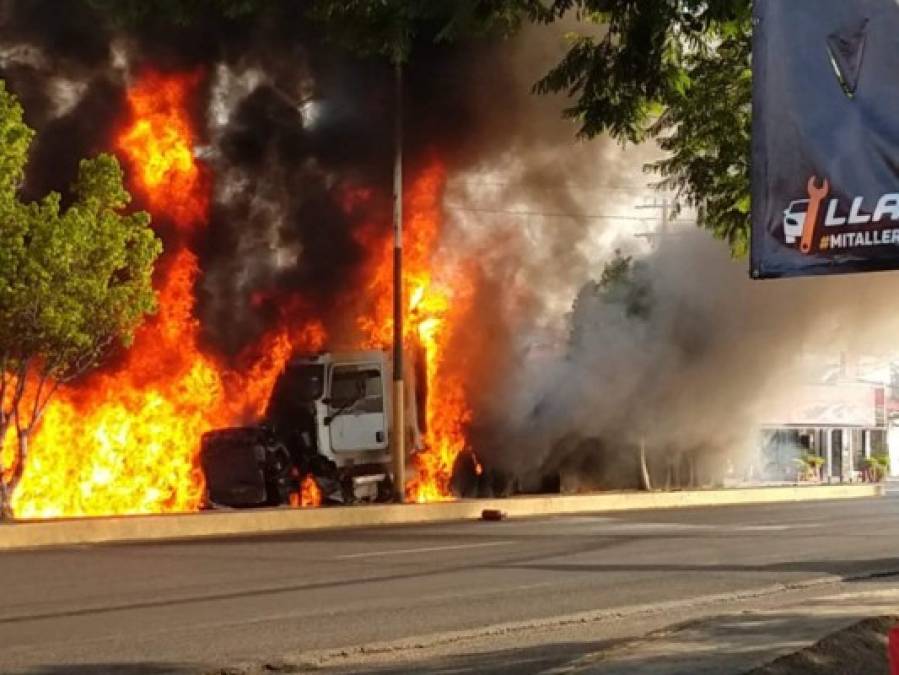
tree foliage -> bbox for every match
[795,453,825,481]
[309,1,754,255]
[863,453,890,482]
[534,1,753,255]
[0,82,162,517]
[86,0,263,26]
[569,250,650,353]
[309,0,553,62]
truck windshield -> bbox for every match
[292,364,325,401]
[270,364,325,405]
[264,363,324,428]
[330,367,383,412]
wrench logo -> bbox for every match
[800,176,831,254]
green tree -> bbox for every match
[0,82,162,517]
[534,1,753,255]
[309,0,552,63]
[569,250,650,352]
[87,0,546,42]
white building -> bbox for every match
[759,381,887,482]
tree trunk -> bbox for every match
[672,453,681,489]
[0,472,11,520]
[1,364,60,520]
[639,440,653,492]
[0,368,24,520]
[0,414,9,520]
[8,428,28,510]
[0,409,11,518]
[0,421,12,518]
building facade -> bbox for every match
[760,381,887,482]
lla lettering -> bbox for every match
[824,193,899,226]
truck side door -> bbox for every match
[328,364,389,452]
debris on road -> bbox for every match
[481,508,506,521]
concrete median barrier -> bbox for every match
[0,483,884,551]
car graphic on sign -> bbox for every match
[783,199,809,244]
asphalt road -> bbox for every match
[2,491,899,674]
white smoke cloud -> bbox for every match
[496,226,899,488]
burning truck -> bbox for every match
[5,62,476,518]
[200,348,426,507]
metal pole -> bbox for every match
[635,197,670,249]
[661,197,669,237]
[391,58,405,503]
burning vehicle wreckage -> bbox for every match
[201,348,430,508]
[0,5,726,521]
[1,55,487,518]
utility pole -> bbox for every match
[391,57,405,503]
[634,197,669,248]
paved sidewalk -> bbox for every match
[576,585,899,674]
[296,581,899,675]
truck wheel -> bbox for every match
[263,443,294,506]
[376,475,395,502]
[309,455,339,480]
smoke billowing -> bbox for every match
[496,231,899,489]
[0,2,604,354]
[2,1,896,492]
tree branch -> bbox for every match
[60,334,116,383]
[2,356,30,511]
[0,352,12,518]
[0,351,9,431]
[28,364,59,432]
[11,357,29,439]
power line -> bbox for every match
[449,181,660,194]
[443,205,653,222]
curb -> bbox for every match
[0,484,884,551]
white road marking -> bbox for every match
[734,523,826,532]
[335,540,514,560]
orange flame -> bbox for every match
[356,162,474,503]
[291,474,323,508]
[7,71,472,518]
[6,71,324,518]
[116,69,209,229]
[8,249,325,518]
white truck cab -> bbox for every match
[310,351,392,465]
[201,349,422,506]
